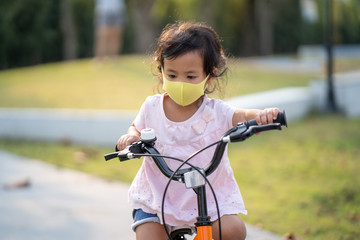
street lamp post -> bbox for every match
[325,0,337,112]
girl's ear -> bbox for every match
[206,75,215,85]
[206,68,218,85]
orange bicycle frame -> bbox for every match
[194,225,213,240]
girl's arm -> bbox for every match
[116,122,141,151]
[232,108,280,127]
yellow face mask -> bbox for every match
[162,68,209,107]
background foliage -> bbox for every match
[1,0,360,69]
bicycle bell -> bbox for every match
[140,128,157,144]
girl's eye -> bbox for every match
[187,76,197,80]
[168,74,176,79]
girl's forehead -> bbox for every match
[163,51,204,71]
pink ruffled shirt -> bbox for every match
[129,94,247,227]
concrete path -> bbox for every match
[0,150,134,240]
[0,150,283,240]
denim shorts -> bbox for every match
[131,208,161,231]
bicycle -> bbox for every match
[104,110,288,240]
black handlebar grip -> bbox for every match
[104,152,119,161]
[245,110,287,127]
[276,110,288,127]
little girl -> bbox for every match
[117,22,280,240]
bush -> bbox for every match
[0,0,61,69]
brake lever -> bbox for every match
[117,147,131,161]
[223,123,282,143]
[104,142,144,162]
[118,142,143,161]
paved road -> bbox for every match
[0,150,283,240]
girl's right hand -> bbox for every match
[116,134,140,151]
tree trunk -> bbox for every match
[241,0,258,56]
[201,0,216,27]
[130,0,157,53]
[60,0,78,60]
[255,0,273,55]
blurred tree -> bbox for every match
[0,0,359,69]
[0,0,61,69]
[200,0,216,27]
[60,0,78,60]
[273,0,301,53]
[240,0,259,56]
[333,0,360,44]
[212,0,276,56]
[239,0,275,56]
[72,0,94,58]
[129,0,157,53]
[301,0,360,45]
[256,0,274,55]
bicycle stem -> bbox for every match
[195,186,212,227]
[194,185,213,240]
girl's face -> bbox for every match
[163,51,209,84]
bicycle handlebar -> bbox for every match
[204,110,287,175]
[104,110,288,181]
[244,110,287,128]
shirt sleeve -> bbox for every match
[218,100,237,130]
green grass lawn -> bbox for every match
[1,55,359,111]
[0,114,359,240]
[0,55,319,110]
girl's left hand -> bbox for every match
[255,108,280,125]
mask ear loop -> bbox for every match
[204,74,210,93]
[205,68,218,93]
